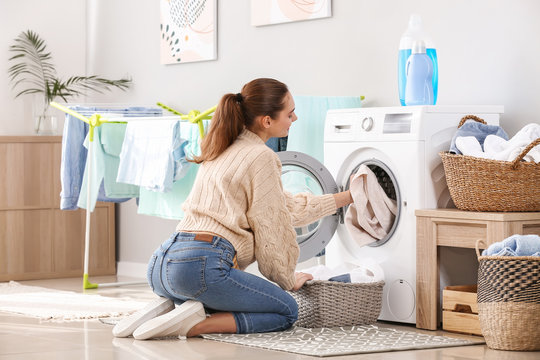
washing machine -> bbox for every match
[278,105,504,324]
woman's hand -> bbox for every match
[291,272,313,291]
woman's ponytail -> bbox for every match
[190,78,288,163]
[190,93,245,163]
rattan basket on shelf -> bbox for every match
[440,115,540,212]
[288,280,384,328]
[476,240,540,350]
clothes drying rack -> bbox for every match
[50,101,216,289]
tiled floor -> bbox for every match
[0,276,538,359]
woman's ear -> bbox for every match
[261,115,272,129]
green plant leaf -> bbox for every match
[8,29,132,107]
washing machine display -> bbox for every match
[279,105,504,325]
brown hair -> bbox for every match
[190,78,289,163]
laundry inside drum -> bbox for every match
[346,160,401,247]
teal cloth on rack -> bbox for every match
[288,96,363,163]
[137,120,209,219]
[78,123,140,212]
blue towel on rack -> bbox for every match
[60,106,162,210]
[288,96,362,163]
[482,234,540,256]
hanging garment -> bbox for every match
[60,106,162,210]
[265,136,288,152]
[116,120,189,193]
[287,96,362,163]
[78,123,140,211]
[345,165,397,247]
[137,120,209,219]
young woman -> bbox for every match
[113,78,353,340]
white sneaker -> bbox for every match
[132,300,206,340]
[112,297,175,338]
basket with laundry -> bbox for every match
[476,235,540,350]
[440,115,540,212]
[288,263,385,328]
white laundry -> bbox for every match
[455,123,540,162]
[117,120,187,192]
[345,165,397,247]
[301,261,384,283]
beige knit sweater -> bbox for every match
[177,129,337,290]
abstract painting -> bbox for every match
[251,0,332,26]
[160,0,217,64]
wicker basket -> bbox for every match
[476,240,540,350]
[440,115,540,212]
[288,280,384,328]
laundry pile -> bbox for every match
[345,165,398,247]
[302,262,385,283]
[482,234,540,257]
[450,120,540,162]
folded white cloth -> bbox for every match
[456,123,540,162]
[345,165,397,247]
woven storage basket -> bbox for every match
[476,240,540,351]
[288,280,384,328]
[440,115,540,212]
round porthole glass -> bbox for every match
[282,164,323,245]
[278,151,339,262]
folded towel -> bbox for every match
[449,119,508,155]
[456,123,540,162]
[482,234,540,256]
[345,165,397,247]
[484,123,540,162]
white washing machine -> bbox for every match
[278,105,503,324]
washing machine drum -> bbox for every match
[278,151,339,262]
[278,151,401,262]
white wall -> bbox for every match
[0,0,87,135]
[2,0,540,272]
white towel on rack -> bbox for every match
[117,120,188,192]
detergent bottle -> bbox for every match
[404,40,434,105]
[398,14,438,105]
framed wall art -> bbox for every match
[160,0,217,64]
[251,0,332,26]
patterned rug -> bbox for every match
[0,281,146,321]
[202,325,485,357]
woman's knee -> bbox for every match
[283,293,299,327]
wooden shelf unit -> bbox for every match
[0,136,115,281]
[415,208,540,331]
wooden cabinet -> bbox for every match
[0,136,115,281]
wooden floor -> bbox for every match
[1,276,538,360]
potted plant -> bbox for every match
[8,30,132,134]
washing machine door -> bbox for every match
[277,151,339,262]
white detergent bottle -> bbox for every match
[404,40,434,106]
[398,14,438,105]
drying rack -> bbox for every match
[50,101,216,289]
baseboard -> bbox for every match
[116,261,147,279]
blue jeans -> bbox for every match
[146,232,298,334]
